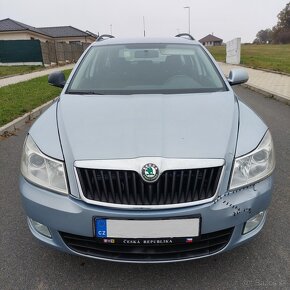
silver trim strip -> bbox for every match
[74,158,225,210]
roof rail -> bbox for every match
[175,33,195,41]
[96,34,115,42]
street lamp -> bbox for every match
[143,16,146,37]
[184,6,191,34]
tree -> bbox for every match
[276,2,290,30]
[254,29,273,44]
[273,2,290,43]
[253,2,290,44]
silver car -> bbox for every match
[19,34,275,263]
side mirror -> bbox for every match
[48,71,66,88]
[227,69,249,86]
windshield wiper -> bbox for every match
[67,90,104,95]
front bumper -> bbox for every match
[20,175,273,263]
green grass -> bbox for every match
[0,70,72,127]
[207,44,290,74]
[0,65,45,78]
[207,46,227,62]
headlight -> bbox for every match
[230,130,275,190]
[21,135,68,194]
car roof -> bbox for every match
[91,37,200,47]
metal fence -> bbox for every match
[0,40,43,64]
[0,39,91,66]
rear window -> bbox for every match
[67,43,227,95]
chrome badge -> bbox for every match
[141,163,159,182]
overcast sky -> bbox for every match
[0,0,288,43]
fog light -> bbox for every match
[29,218,51,238]
[243,211,266,234]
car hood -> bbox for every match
[57,91,239,161]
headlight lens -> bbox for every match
[230,130,275,190]
[21,135,68,194]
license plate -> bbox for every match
[95,218,200,239]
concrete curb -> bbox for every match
[0,64,75,81]
[241,83,290,106]
[0,98,57,137]
[0,68,46,80]
[217,62,290,105]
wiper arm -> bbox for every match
[67,90,104,95]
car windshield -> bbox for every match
[67,43,227,95]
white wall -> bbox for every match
[0,32,95,43]
[0,31,51,42]
[226,38,241,65]
[0,32,31,40]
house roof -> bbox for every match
[38,26,89,38]
[0,18,95,39]
[0,18,47,36]
[86,30,99,38]
[199,34,223,43]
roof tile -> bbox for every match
[199,34,223,43]
[0,18,95,39]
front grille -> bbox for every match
[60,227,233,262]
[76,167,222,206]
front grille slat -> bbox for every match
[212,167,222,198]
[164,172,169,204]
[132,172,137,204]
[77,166,222,206]
[184,169,192,202]
[108,171,115,203]
[199,169,207,200]
[171,171,176,204]
[124,171,130,204]
[192,170,199,201]
[206,168,214,199]
[156,180,161,205]
[92,170,101,201]
[100,170,108,201]
[84,170,94,200]
[116,171,122,204]
[177,170,184,203]
[148,184,153,204]
[140,178,145,205]
[77,169,87,198]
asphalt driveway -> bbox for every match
[0,86,289,289]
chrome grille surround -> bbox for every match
[74,157,225,209]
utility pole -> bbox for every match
[110,24,113,35]
[143,16,146,37]
[184,6,191,34]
